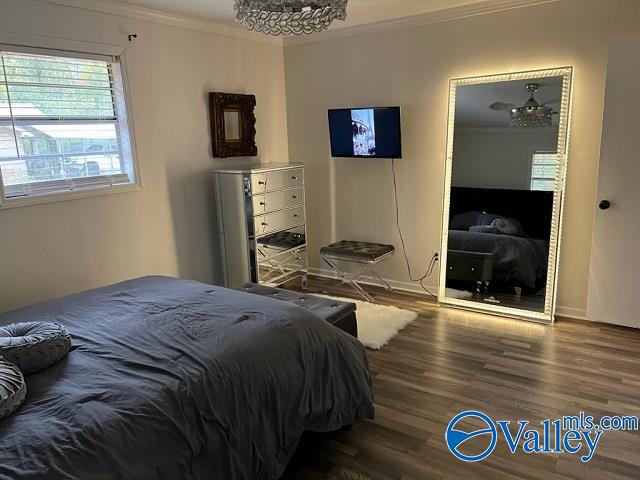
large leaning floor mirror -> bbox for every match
[438,68,573,324]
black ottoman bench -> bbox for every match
[236,283,358,338]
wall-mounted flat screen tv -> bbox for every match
[328,106,402,158]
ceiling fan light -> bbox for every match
[510,83,555,127]
[510,106,554,127]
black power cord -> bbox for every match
[391,158,439,298]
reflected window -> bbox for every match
[530,151,558,191]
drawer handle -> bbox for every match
[292,195,299,199]
[291,176,298,180]
[259,201,266,206]
[258,181,266,185]
[261,222,268,226]
[293,214,300,218]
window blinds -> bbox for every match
[530,152,559,192]
[0,50,133,200]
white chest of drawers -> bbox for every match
[213,163,308,288]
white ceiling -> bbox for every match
[109,0,500,29]
[455,77,564,127]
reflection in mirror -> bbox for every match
[224,110,241,141]
[444,75,565,317]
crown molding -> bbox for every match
[34,0,559,49]
[283,0,559,47]
[35,0,283,47]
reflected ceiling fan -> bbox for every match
[490,83,559,127]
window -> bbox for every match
[530,151,559,191]
[0,48,136,205]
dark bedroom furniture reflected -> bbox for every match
[449,186,554,241]
[0,276,374,480]
[446,250,495,292]
[237,283,358,338]
[447,187,552,297]
[213,162,308,289]
[320,240,395,302]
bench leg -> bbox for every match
[367,264,393,292]
[322,257,375,302]
[346,278,375,303]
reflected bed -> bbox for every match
[448,229,548,290]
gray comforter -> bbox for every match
[0,276,374,480]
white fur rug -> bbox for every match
[315,294,418,350]
[445,288,474,299]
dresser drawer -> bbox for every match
[251,168,304,194]
[254,205,304,237]
[252,187,304,215]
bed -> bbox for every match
[448,229,548,289]
[0,276,374,480]
[447,186,553,290]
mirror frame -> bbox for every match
[438,67,573,324]
[209,92,258,158]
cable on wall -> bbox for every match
[391,158,439,298]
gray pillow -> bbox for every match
[0,322,71,375]
[450,211,481,230]
[0,358,26,420]
[491,217,525,236]
[474,213,503,227]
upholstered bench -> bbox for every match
[236,283,358,338]
[320,240,395,302]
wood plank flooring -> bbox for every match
[281,276,640,479]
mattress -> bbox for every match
[0,276,374,480]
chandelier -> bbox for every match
[234,0,348,36]
[510,83,555,128]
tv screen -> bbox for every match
[328,106,402,158]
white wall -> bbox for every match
[3,0,640,320]
[284,0,640,317]
[0,0,288,312]
[452,128,558,190]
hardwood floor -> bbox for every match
[281,276,640,480]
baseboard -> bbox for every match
[307,267,589,320]
[554,305,588,321]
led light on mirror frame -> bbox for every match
[437,67,573,325]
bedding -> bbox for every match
[448,230,548,289]
[450,211,524,236]
[0,276,374,480]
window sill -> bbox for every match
[0,182,142,210]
